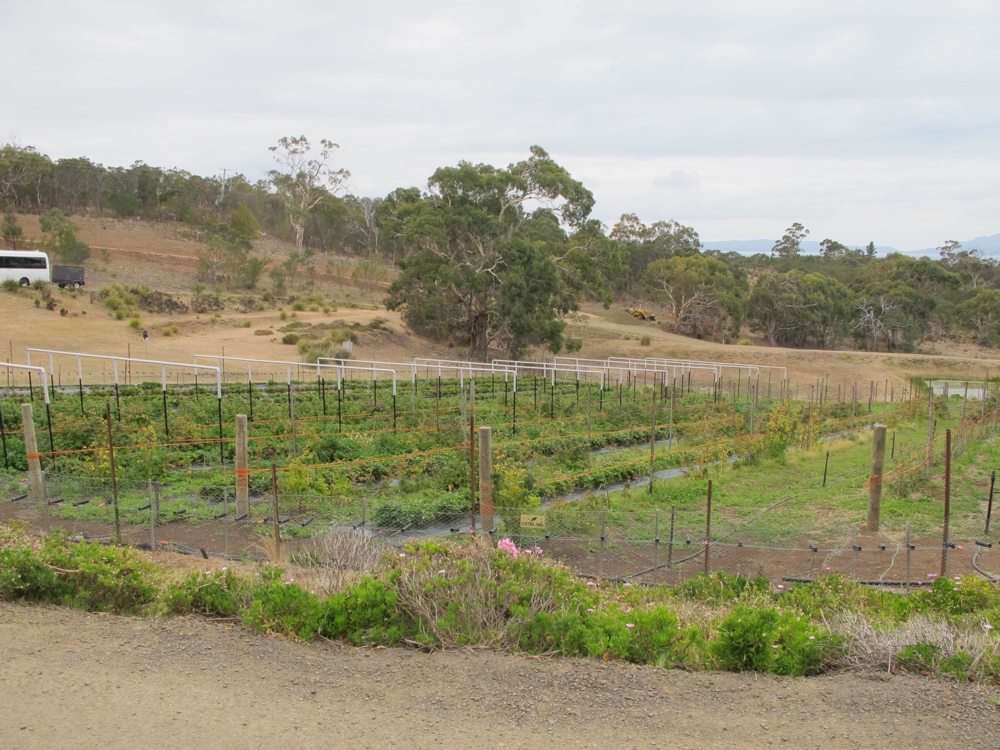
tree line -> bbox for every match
[1,139,997,359]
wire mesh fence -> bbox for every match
[2,471,998,587]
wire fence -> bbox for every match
[2,467,997,587]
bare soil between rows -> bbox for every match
[2,601,998,750]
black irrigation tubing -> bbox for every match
[781,576,931,587]
[972,544,998,582]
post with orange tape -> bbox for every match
[235,414,249,519]
[21,403,44,504]
[866,423,887,532]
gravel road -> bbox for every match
[1,601,997,749]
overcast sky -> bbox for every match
[3,1,998,250]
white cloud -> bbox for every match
[1,0,998,249]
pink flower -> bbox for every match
[625,623,635,629]
[587,608,595,613]
[776,584,784,590]
[497,538,519,558]
[586,581,597,587]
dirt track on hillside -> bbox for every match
[1,601,997,750]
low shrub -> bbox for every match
[163,568,251,617]
[319,575,405,645]
[711,605,829,675]
[241,567,323,641]
[0,528,159,615]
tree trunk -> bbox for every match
[468,311,489,361]
[294,222,305,253]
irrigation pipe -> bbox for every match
[972,545,999,582]
[879,531,902,582]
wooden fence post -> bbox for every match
[21,403,43,503]
[941,429,951,578]
[866,424,887,532]
[235,414,249,519]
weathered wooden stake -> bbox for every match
[21,403,43,503]
[105,403,120,543]
[866,423,887,532]
[235,414,249,519]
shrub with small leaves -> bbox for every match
[163,568,251,617]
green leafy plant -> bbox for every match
[163,569,251,616]
[241,567,324,640]
[712,605,828,676]
[0,530,158,615]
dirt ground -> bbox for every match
[1,601,997,750]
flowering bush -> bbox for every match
[497,538,543,559]
[497,538,519,558]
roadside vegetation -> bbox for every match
[1,522,998,682]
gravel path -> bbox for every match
[1,601,997,749]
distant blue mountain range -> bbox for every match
[703,234,1000,259]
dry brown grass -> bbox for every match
[7,214,1000,386]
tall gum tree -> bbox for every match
[268,136,349,253]
[385,146,608,359]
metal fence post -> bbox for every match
[271,463,281,561]
[905,521,911,591]
[153,481,161,548]
[852,524,858,579]
[941,429,951,578]
[668,504,675,567]
[148,479,155,550]
[479,426,493,537]
[704,480,712,576]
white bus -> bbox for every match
[0,250,51,287]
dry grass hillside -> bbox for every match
[5,214,1000,387]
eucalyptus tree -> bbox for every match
[748,269,851,348]
[610,213,702,292]
[385,146,609,359]
[642,253,744,339]
[268,136,350,252]
[770,222,809,259]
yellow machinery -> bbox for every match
[626,308,657,322]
